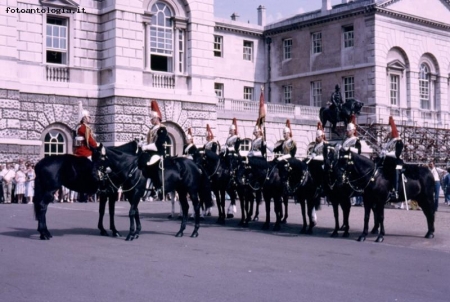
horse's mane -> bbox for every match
[247,157,268,169]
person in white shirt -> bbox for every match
[15,166,26,204]
[2,164,15,203]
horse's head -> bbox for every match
[349,99,364,115]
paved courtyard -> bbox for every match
[0,199,449,302]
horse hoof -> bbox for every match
[175,232,184,237]
[273,225,281,232]
[253,217,259,222]
[375,236,384,243]
[281,219,287,224]
[167,214,173,219]
[125,236,132,241]
[113,231,122,237]
[100,230,109,236]
[227,214,234,219]
[190,232,199,238]
[330,231,338,237]
[357,236,366,242]
[425,232,435,239]
[40,234,50,240]
[342,232,350,238]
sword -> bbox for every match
[161,141,168,202]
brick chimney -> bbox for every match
[322,0,332,13]
[257,5,266,26]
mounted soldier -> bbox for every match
[183,128,201,164]
[274,119,297,161]
[74,102,100,184]
[339,115,361,155]
[141,100,169,164]
[199,124,219,155]
[221,118,241,156]
[381,116,404,200]
[307,122,328,162]
[330,84,344,121]
[248,126,266,159]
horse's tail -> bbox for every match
[199,170,213,209]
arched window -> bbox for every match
[164,135,174,156]
[419,63,430,109]
[44,130,66,156]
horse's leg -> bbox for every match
[168,192,175,219]
[331,199,340,237]
[217,189,226,224]
[176,193,189,237]
[306,198,317,234]
[227,190,236,218]
[358,199,371,242]
[133,198,142,240]
[281,194,288,224]
[420,196,435,239]
[238,189,246,227]
[190,193,200,238]
[262,192,271,230]
[273,195,282,232]
[125,201,138,241]
[97,193,109,236]
[375,204,386,242]
[370,206,380,235]
[109,192,121,237]
[299,198,307,234]
[341,199,351,238]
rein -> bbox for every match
[103,158,142,194]
[341,156,377,193]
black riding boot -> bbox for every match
[390,169,401,200]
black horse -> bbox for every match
[94,142,148,241]
[138,151,213,237]
[277,158,323,234]
[202,149,245,225]
[33,151,104,240]
[320,99,364,136]
[322,145,355,237]
[335,150,435,242]
[236,157,286,231]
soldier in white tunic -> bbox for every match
[307,122,328,161]
[199,124,219,155]
[341,121,361,155]
[274,119,297,160]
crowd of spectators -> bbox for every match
[0,159,35,204]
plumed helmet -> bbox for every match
[316,129,324,138]
[229,118,238,134]
[187,128,193,141]
[78,101,90,121]
[150,100,162,120]
[389,116,399,138]
[283,119,292,137]
[206,124,214,139]
[347,123,356,131]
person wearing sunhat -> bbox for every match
[308,122,328,161]
[382,116,404,201]
[274,119,297,160]
[141,100,168,157]
[74,102,98,159]
[341,114,361,154]
[222,118,241,155]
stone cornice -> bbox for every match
[215,22,264,37]
[264,8,368,36]
[374,7,450,30]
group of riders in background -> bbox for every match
[73,85,406,208]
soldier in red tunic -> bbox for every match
[74,107,98,159]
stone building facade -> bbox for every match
[0,0,449,164]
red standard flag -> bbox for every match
[256,86,266,128]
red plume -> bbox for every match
[233,118,238,135]
[286,119,292,138]
[389,116,399,138]
[150,100,162,119]
[206,124,214,139]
